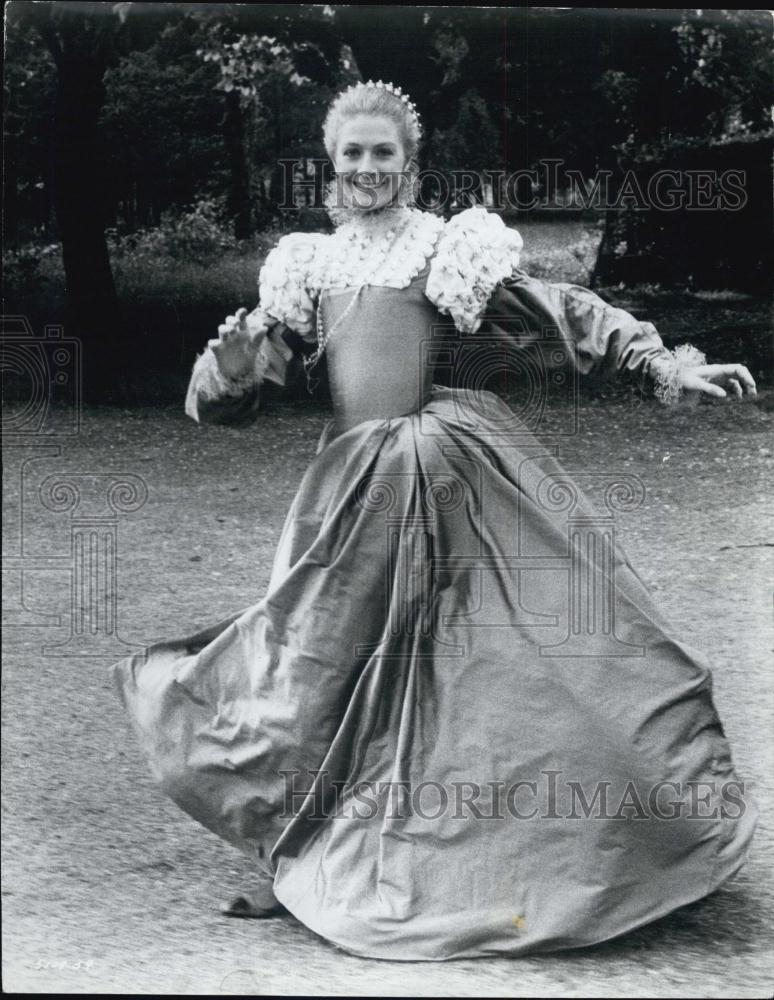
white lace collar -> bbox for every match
[309,207,444,292]
[258,206,523,338]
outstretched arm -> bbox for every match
[424,207,755,404]
[484,270,756,403]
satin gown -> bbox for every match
[112,265,756,960]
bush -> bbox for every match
[107,197,237,265]
[104,200,291,307]
[3,200,297,336]
[4,242,64,315]
[7,213,604,318]
[4,245,48,301]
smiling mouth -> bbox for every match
[351,176,389,190]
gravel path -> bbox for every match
[3,392,772,996]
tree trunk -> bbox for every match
[51,55,125,400]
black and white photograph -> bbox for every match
[2,3,772,996]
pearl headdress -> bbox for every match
[340,79,422,139]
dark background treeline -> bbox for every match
[3,3,772,400]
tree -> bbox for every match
[3,23,58,246]
[192,5,342,232]
[429,90,501,210]
[590,8,772,289]
[6,1,193,397]
[99,19,226,230]
[8,1,126,395]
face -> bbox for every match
[333,115,408,212]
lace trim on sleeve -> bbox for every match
[258,233,323,334]
[191,345,270,403]
[650,344,707,405]
[425,207,524,334]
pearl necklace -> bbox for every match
[303,209,415,393]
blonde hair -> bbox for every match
[323,84,422,164]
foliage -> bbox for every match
[4,244,56,301]
[669,10,772,142]
[106,197,235,263]
[4,3,772,373]
[429,89,501,176]
[192,10,345,233]
[198,27,312,96]
[594,9,772,161]
[7,6,771,237]
[4,18,58,244]
[99,20,227,227]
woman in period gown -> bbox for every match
[112,81,757,961]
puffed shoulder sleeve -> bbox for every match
[185,232,326,426]
[425,206,524,334]
[481,271,706,402]
[258,232,324,337]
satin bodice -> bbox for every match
[320,268,441,434]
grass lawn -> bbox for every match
[2,381,772,994]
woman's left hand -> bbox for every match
[679,363,757,399]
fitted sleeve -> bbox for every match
[425,208,703,401]
[185,233,323,426]
[480,271,704,400]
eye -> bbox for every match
[342,147,359,158]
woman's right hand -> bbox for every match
[209,308,269,379]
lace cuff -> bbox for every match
[649,344,707,405]
[197,348,268,401]
[185,340,270,423]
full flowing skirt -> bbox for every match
[112,385,756,960]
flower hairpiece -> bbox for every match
[341,79,422,138]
